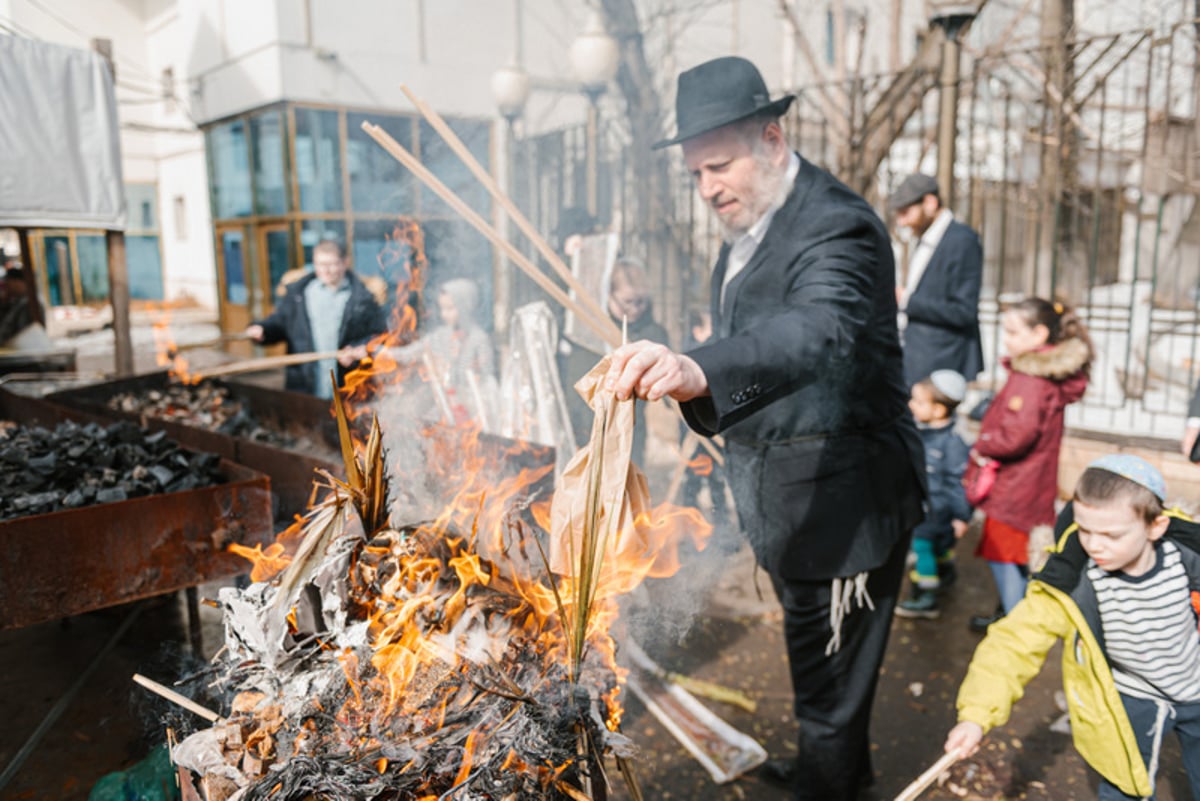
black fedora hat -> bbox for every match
[653,56,795,150]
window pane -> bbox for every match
[222,230,247,305]
[127,235,164,300]
[208,120,252,219]
[418,117,489,217]
[263,228,294,294]
[76,235,110,303]
[125,184,158,231]
[250,110,288,215]
[42,235,72,306]
[347,112,415,214]
[294,108,343,212]
[350,218,408,303]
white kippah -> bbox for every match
[929,369,967,403]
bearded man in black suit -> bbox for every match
[605,57,926,800]
[888,173,984,387]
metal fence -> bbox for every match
[511,20,1200,441]
[955,22,1200,440]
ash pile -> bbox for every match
[171,387,663,801]
[0,419,223,520]
[109,383,297,448]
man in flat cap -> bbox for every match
[888,173,984,387]
[605,56,926,799]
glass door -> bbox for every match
[41,234,76,306]
[256,223,294,312]
[216,226,252,354]
[256,223,294,357]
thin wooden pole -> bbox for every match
[190,350,340,380]
[91,37,134,377]
[359,122,616,345]
[399,85,615,338]
[893,752,959,801]
[15,228,44,327]
[132,674,221,723]
[361,118,725,468]
[107,231,134,376]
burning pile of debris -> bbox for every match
[108,382,298,449]
[0,418,223,520]
[171,360,705,800]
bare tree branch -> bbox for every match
[842,0,991,195]
[777,0,851,135]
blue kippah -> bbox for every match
[1086,454,1166,502]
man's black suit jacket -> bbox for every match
[902,219,984,386]
[681,156,926,582]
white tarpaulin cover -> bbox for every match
[0,36,126,229]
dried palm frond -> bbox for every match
[547,356,650,682]
[331,372,390,534]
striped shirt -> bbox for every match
[1089,540,1200,703]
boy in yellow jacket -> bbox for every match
[945,454,1200,799]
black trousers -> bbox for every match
[768,532,911,801]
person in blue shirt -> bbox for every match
[246,240,387,398]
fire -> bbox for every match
[174,216,713,800]
[226,541,292,583]
[339,216,428,418]
[687,452,713,477]
[149,306,200,384]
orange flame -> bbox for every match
[339,216,428,417]
[150,306,200,384]
[216,214,715,794]
[227,542,291,583]
[687,453,714,477]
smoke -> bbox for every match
[621,524,744,650]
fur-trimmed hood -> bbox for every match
[1007,336,1091,380]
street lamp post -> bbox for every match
[490,62,531,335]
[490,62,531,176]
[568,12,619,218]
[930,3,975,210]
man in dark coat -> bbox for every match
[246,240,388,397]
[889,173,984,387]
[605,57,926,800]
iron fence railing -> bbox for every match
[510,19,1200,440]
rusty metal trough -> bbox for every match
[0,388,273,630]
[46,371,340,522]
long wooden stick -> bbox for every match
[362,116,725,467]
[399,84,615,338]
[893,752,958,801]
[132,673,221,722]
[190,350,340,381]
[168,333,252,355]
[359,122,617,346]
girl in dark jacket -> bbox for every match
[970,297,1092,627]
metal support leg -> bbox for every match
[185,587,203,657]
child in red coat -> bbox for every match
[968,297,1092,630]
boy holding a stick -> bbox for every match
[945,454,1200,799]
